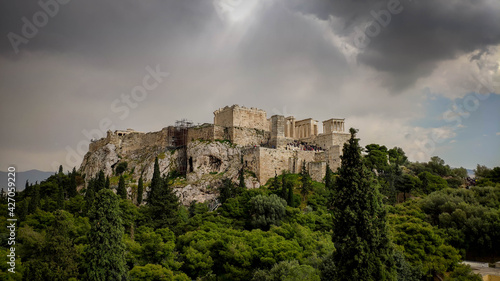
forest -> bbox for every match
[1,129,499,280]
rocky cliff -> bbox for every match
[79,130,259,205]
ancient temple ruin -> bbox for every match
[90,104,350,185]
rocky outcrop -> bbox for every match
[79,134,259,205]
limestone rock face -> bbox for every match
[186,141,242,183]
[79,136,259,205]
[80,143,119,178]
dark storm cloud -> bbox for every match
[0,0,215,61]
[287,0,500,91]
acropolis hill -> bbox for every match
[79,105,350,204]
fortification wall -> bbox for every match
[187,124,216,143]
[213,107,234,128]
[252,147,319,185]
[311,132,351,149]
[214,105,269,131]
[230,127,270,146]
[309,162,326,182]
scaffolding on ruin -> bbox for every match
[170,119,194,175]
[169,119,193,147]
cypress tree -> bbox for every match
[95,170,105,193]
[148,174,180,229]
[105,176,110,190]
[68,167,78,197]
[147,157,161,206]
[84,179,96,214]
[325,163,334,191]
[137,176,143,205]
[239,167,246,188]
[56,185,64,209]
[271,172,280,190]
[117,175,127,200]
[300,164,312,201]
[280,171,288,200]
[28,185,40,213]
[287,180,294,207]
[85,189,127,281]
[326,128,396,281]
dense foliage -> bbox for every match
[1,136,498,280]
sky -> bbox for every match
[0,0,499,172]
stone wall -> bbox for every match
[214,105,269,131]
[311,132,351,149]
[249,147,319,185]
[309,162,326,182]
[230,127,270,146]
[187,124,216,143]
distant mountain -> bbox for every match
[0,170,54,191]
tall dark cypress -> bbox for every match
[68,167,78,197]
[28,185,40,214]
[137,176,144,205]
[117,175,127,200]
[325,128,396,281]
[105,176,110,190]
[147,157,161,206]
[95,171,106,193]
[324,163,334,190]
[84,179,96,214]
[85,189,127,281]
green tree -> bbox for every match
[105,176,110,189]
[147,174,180,230]
[56,185,64,209]
[84,178,96,215]
[364,143,389,172]
[95,170,106,193]
[68,167,78,198]
[249,194,287,230]
[137,176,144,205]
[116,161,128,175]
[327,128,396,281]
[147,157,161,206]
[28,185,40,214]
[388,147,408,166]
[253,260,320,281]
[129,264,189,281]
[324,164,334,191]
[22,210,81,281]
[117,175,127,200]
[300,162,313,201]
[239,167,246,188]
[281,171,288,200]
[85,189,127,281]
[219,178,236,204]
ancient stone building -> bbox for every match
[184,104,350,184]
[80,104,351,201]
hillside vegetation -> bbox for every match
[1,130,499,280]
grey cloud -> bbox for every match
[287,0,500,91]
